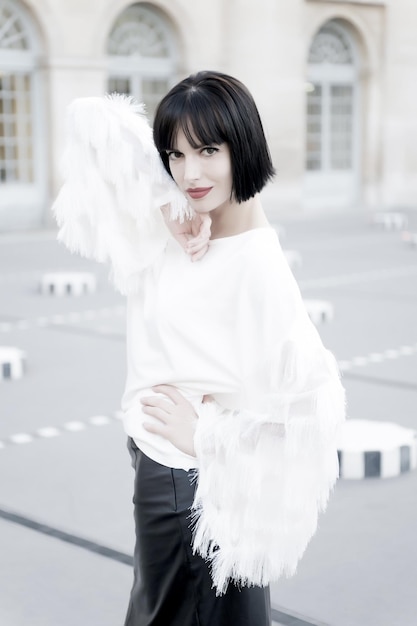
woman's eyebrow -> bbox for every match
[193,141,221,149]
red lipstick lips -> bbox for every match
[186,187,212,199]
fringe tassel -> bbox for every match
[52,94,190,294]
[191,338,346,596]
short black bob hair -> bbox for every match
[153,71,275,203]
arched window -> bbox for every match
[107,3,177,120]
[0,0,38,184]
[308,24,353,65]
[0,0,46,229]
[305,20,360,209]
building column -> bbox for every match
[46,59,107,226]
[382,0,417,209]
[222,0,306,217]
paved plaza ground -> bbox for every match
[0,210,416,626]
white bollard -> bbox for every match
[0,347,26,381]
[284,250,303,270]
[370,212,408,231]
[40,272,97,296]
[304,299,334,324]
[337,420,417,479]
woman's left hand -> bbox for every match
[161,205,211,262]
[141,385,198,456]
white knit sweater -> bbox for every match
[122,227,346,594]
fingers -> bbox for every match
[186,215,211,262]
[141,392,175,427]
[142,405,171,423]
[140,396,174,412]
[188,214,212,245]
[163,209,211,262]
[199,214,212,238]
[187,238,209,258]
[151,384,186,405]
[186,239,207,255]
[140,391,176,426]
[190,244,209,262]
[143,420,167,436]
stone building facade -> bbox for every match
[0,0,416,229]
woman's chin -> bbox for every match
[190,205,214,215]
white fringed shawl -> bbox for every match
[191,250,346,595]
[52,94,191,294]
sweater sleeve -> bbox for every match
[191,237,346,595]
[52,94,191,295]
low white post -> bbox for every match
[337,420,417,479]
[370,212,408,231]
[40,272,97,296]
[0,347,26,380]
[303,299,334,324]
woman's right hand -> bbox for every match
[141,385,198,456]
[161,205,211,262]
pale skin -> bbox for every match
[142,128,271,456]
[160,204,212,263]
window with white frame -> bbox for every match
[308,25,353,65]
[0,0,36,184]
[107,3,177,120]
[306,23,356,173]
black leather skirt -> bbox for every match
[124,438,271,626]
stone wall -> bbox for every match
[2,0,416,229]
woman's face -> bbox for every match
[166,128,233,214]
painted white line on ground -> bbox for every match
[67,312,82,322]
[0,413,123,451]
[351,357,369,367]
[35,317,49,327]
[9,433,33,444]
[384,349,399,359]
[399,345,415,356]
[37,427,60,438]
[16,321,30,330]
[64,421,86,432]
[0,305,125,334]
[89,415,111,426]
[1,342,416,451]
[338,361,352,371]
[339,343,416,372]
[51,315,65,324]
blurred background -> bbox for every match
[1,1,417,625]
[1,0,417,227]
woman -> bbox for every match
[121,71,345,626]
[54,71,345,626]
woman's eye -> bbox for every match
[166,151,182,161]
[202,146,218,156]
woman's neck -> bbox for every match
[209,194,270,240]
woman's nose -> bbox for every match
[183,155,201,182]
